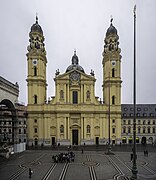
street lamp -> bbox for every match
[131,5,138,180]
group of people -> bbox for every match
[52,151,75,163]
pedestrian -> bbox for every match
[146,150,148,157]
[130,153,133,161]
[81,149,84,154]
[29,168,33,178]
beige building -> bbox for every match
[26,17,122,146]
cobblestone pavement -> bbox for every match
[0,149,156,180]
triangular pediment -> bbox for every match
[54,69,96,82]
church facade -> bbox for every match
[26,17,122,146]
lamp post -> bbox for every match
[131,5,138,180]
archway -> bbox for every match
[0,99,16,144]
[141,137,146,144]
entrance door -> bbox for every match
[96,137,99,145]
[72,130,78,145]
[52,137,55,146]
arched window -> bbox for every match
[123,127,126,133]
[153,127,155,133]
[73,91,78,104]
[34,95,37,104]
[148,127,150,133]
[34,67,37,76]
[60,90,64,99]
[112,68,115,77]
[87,125,91,133]
[143,127,146,133]
[60,125,64,133]
[128,127,131,133]
[138,127,141,134]
[112,96,115,105]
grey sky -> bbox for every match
[0,0,156,104]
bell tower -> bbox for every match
[102,18,122,106]
[26,16,47,105]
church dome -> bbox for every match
[31,16,43,34]
[106,19,117,37]
[66,51,85,73]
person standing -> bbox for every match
[29,168,33,178]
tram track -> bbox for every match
[58,163,69,180]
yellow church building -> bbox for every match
[26,17,122,146]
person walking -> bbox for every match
[29,168,33,178]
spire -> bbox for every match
[36,13,38,24]
[74,49,76,55]
[110,15,113,25]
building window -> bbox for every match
[112,119,115,123]
[137,113,140,117]
[112,96,115,105]
[148,127,150,133]
[87,125,91,133]
[60,90,64,99]
[123,113,127,117]
[130,113,133,117]
[60,125,64,133]
[123,120,126,124]
[34,66,37,76]
[124,108,128,111]
[73,91,78,104]
[34,119,37,123]
[137,108,141,111]
[128,120,131,125]
[34,128,37,133]
[123,127,126,133]
[34,95,37,104]
[128,127,131,133]
[153,120,155,125]
[112,128,115,134]
[19,121,21,125]
[148,120,150,125]
[143,127,146,133]
[143,113,147,117]
[9,129,12,134]
[138,120,140,125]
[150,113,154,117]
[19,139,21,143]
[86,90,90,99]
[138,127,140,134]
[24,129,26,134]
[143,120,146,125]
[153,128,155,134]
[112,68,115,77]
[24,139,26,142]
[19,129,21,134]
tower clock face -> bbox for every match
[32,59,38,66]
[111,60,116,66]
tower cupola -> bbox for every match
[66,50,85,73]
[31,16,43,35]
[27,16,46,55]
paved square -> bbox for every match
[0,148,156,180]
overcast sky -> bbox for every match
[0,0,156,104]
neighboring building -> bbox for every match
[0,76,27,146]
[121,104,156,145]
[26,17,122,146]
